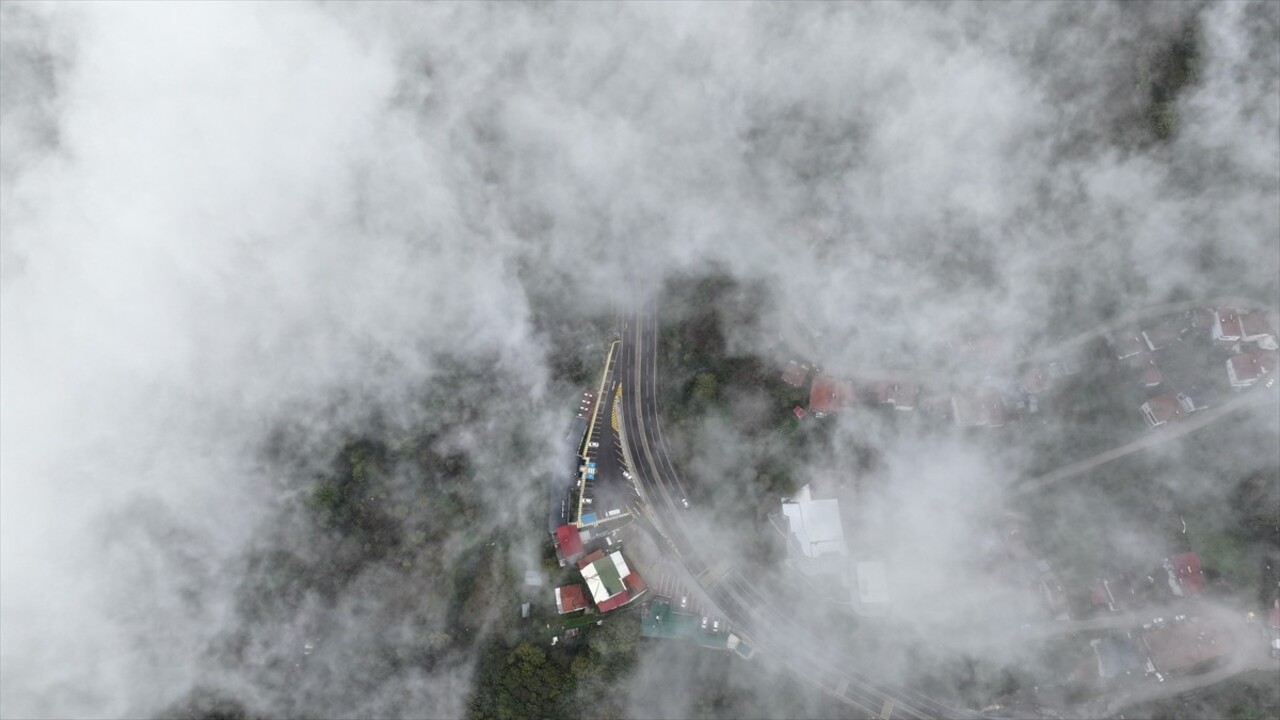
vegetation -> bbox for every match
[1143,20,1201,141]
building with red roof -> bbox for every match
[780,361,808,388]
[579,549,646,613]
[1129,353,1163,387]
[555,583,589,614]
[1164,552,1205,596]
[1240,311,1278,350]
[809,376,855,416]
[1140,393,1184,428]
[1226,352,1277,389]
[1212,310,1244,344]
[554,524,584,566]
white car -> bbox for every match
[712,620,720,632]
[681,498,690,509]
[680,595,688,609]
[701,616,709,630]
[622,471,632,480]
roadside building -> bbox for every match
[1141,318,1186,352]
[778,484,847,568]
[578,549,646,613]
[555,583,589,614]
[1188,307,1216,333]
[781,361,809,388]
[1163,552,1206,597]
[1226,352,1277,389]
[1240,311,1278,350]
[554,524,585,567]
[1140,393,1184,428]
[809,376,855,417]
[1212,310,1244,344]
[1128,352,1163,388]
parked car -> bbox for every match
[680,595,688,609]
[681,498,690,509]
[712,620,721,632]
[701,616,709,630]
[622,471,632,480]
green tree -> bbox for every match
[693,373,718,403]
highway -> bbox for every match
[616,302,977,720]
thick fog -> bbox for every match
[2,2,1277,718]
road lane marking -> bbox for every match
[880,700,893,719]
[836,679,848,696]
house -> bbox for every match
[1212,310,1244,344]
[869,381,919,410]
[578,549,646,613]
[555,583,589,614]
[779,484,847,563]
[1240,311,1278,350]
[1129,352,1163,387]
[1142,317,1186,352]
[792,406,807,420]
[1175,391,1207,413]
[951,390,1006,428]
[1108,330,1147,360]
[1226,352,1278,389]
[554,524,585,566]
[809,376,855,416]
[781,361,809,388]
[1187,308,1216,332]
[1164,552,1206,596]
[1140,393,1184,428]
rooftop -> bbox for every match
[781,361,808,388]
[1215,310,1243,340]
[555,584,589,614]
[555,524,584,560]
[780,485,847,559]
[809,376,855,415]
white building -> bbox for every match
[779,484,847,567]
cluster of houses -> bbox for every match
[1116,308,1277,429]
[781,306,1277,432]
[780,347,1082,429]
[551,523,648,615]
